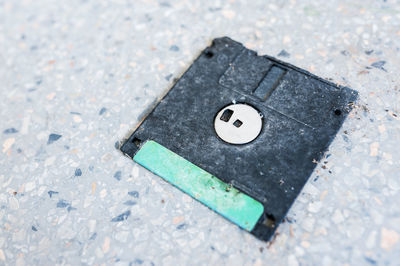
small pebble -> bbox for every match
[3,128,18,134]
[99,107,107,115]
[169,45,179,52]
[57,199,70,208]
[47,134,62,145]
[75,168,82,176]
[113,170,122,181]
[111,210,131,222]
[128,191,139,198]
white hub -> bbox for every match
[214,104,263,144]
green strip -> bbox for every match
[133,140,264,231]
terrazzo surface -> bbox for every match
[1,0,400,265]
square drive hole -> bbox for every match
[233,119,243,128]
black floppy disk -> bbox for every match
[121,37,357,241]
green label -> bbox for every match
[133,140,264,231]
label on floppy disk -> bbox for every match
[134,140,264,231]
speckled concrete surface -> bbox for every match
[0,0,399,265]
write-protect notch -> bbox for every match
[253,65,287,101]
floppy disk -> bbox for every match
[120,37,357,241]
